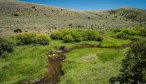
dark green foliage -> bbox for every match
[139,28,146,36]
[63,35,74,43]
[59,46,66,51]
[122,29,139,35]
[0,37,15,57]
[16,33,51,45]
[113,41,146,83]
[113,29,121,32]
[115,32,129,39]
[95,36,103,41]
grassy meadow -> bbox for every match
[60,48,128,84]
[0,0,146,84]
[1,27,146,83]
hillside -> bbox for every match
[0,1,146,35]
[1,1,146,84]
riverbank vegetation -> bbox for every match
[0,27,146,84]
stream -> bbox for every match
[33,41,134,84]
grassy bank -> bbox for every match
[60,48,129,84]
[0,28,140,84]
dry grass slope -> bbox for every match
[0,1,146,35]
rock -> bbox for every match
[59,46,69,51]
[14,29,22,33]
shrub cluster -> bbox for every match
[114,27,146,39]
[16,33,51,45]
[138,28,146,37]
[0,37,15,57]
[51,29,103,43]
[122,29,139,36]
[51,30,63,40]
[63,35,74,43]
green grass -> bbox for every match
[0,40,78,84]
[100,37,131,47]
[0,40,104,84]
[0,38,131,84]
[60,48,129,84]
[0,45,49,84]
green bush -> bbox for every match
[123,29,139,35]
[95,36,103,41]
[0,37,15,57]
[36,34,51,45]
[51,29,103,42]
[63,35,74,43]
[16,33,51,45]
[139,28,146,36]
[51,31,63,40]
[116,32,129,39]
[113,27,146,41]
[16,33,36,45]
[71,31,83,42]
[83,30,99,41]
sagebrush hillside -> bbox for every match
[0,1,146,35]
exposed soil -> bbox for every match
[33,42,134,84]
[33,51,65,84]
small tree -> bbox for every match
[114,41,146,83]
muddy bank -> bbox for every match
[33,42,134,84]
[33,50,66,84]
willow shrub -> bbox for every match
[63,34,74,43]
[0,37,15,57]
[16,33,51,45]
[50,29,103,43]
[50,30,63,40]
